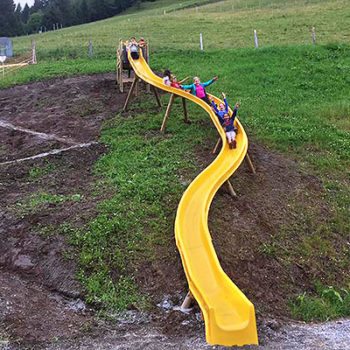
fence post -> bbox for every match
[31,40,37,64]
[200,33,203,51]
[254,29,259,48]
[311,26,316,45]
[88,39,93,58]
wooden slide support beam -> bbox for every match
[245,152,256,174]
[212,137,221,154]
[182,97,190,123]
[135,78,140,97]
[212,138,256,175]
[160,94,191,132]
[119,56,124,93]
[210,138,238,197]
[151,85,162,108]
[122,77,138,112]
[160,93,175,133]
[180,291,194,311]
[226,180,237,197]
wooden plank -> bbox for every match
[122,77,138,111]
[246,152,256,174]
[182,97,189,123]
[212,137,221,154]
[160,94,175,132]
[226,180,237,197]
[151,85,162,108]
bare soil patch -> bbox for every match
[0,73,124,346]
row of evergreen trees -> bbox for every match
[0,0,152,37]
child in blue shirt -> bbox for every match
[222,102,240,149]
[211,92,229,125]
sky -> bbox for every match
[14,0,34,8]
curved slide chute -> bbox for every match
[128,51,258,346]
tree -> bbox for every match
[57,0,73,26]
[27,11,43,33]
[14,3,24,35]
[15,2,22,13]
[89,0,109,21]
[79,0,89,24]
[17,0,139,34]
[0,0,17,36]
[22,3,31,24]
[31,0,46,13]
[42,1,62,29]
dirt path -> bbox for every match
[3,315,349,349]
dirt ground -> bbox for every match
[0,74,121,347]
[0,73,345,349]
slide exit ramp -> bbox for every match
[128,51,258,346]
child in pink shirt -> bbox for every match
[181,76,218,104]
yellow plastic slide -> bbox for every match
[128,51,258,346]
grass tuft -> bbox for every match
[290,285,350,322]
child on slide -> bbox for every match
[170,75,184,89]
[163,69,172,86]
[222,100,240,149]
[211,92,229,125]
[127,37,139,59]
[181,76,218,104]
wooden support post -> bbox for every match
[119,50,124,93]
[180,291,193,311]
[151,85,162,108]
[212,137,221,154]
[160,93,175,132]
[122,77,138,112]
[182,97,190,123]
[134,78,139,97]
[226,180,237,197]
[245,152,256,174]
[116,40,123,91]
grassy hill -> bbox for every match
[1,0,350,322]
[6,0,350,60]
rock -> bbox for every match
[157,295,174,310]
[13,255,34,270]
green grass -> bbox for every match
[124,0,222,14]
[28,162,56,179]
[0,58,113,88]
[14,192,83,216]
[2,0,349,88]
[291,285,350,321]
